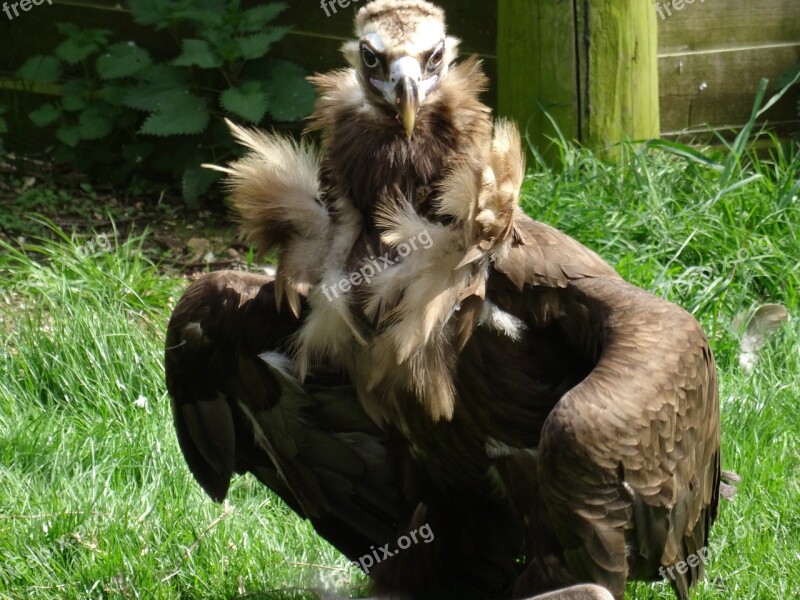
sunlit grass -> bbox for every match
[520,133,799,599]
[0,131,798,598]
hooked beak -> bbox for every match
[395,76,419,139]
[371,56,437,140]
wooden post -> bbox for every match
[498,0,660,160]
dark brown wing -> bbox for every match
[164,271,400,560]
[493,216,722,599]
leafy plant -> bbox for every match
[16,0,314,205]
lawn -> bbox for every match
[0,131,798,599]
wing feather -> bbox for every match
[165,271,400,560]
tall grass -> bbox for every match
[1,109,798,598]
[0,231,352,599]
[521,133,799,599]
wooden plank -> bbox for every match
[658,0,800,53]
[659,44,800,134]
[497,0,580,160]
[577,0,660,152]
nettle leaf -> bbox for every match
[221,81,268,123]
[56,33,103,65]
[172,39,223,69]
[78,105,115,140]
[56,124,81,147]
[122,65,190,111]
[29,103,62,127]
[264,60,315,122]
[127,0,175,27]
[139,93,209,136]
[123,86,189,112]
[239,3,287,32]
[183,165,222,206]
[61,79,88,112]
[172,5,226,29]
[236,28,290,60]
[100,82,131,106]
[56,38,97,64]
[96,43,152,79]
[18,56,62,85]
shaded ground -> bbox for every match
[0,172,264,280]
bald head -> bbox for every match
[342,0,460,138]
[355,0,445,55]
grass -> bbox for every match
[1,134,798,597]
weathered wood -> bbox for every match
[497,0,580,158]
[499,0,660,157]
[576,0,660,151]
[657,0,800,53]
[659,43,800,135]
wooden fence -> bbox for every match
[1,0,798,148]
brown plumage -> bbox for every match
[166,1,735,598]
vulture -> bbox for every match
[165,1,736,598]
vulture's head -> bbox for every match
[342,0,460,138]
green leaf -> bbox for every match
[182,165,222,206]
[56,124,81,147]
[96,43,152,79]
[29,103,62,127]
[139,93,209,136]
[122,65,190,111]
[56,37,98,65]
[173,6,226,29]
[264,60,315,122]
[61,79,88,112]
[239,3,287,32]
[236,28,289,60]
[78,106,115,140]
[172,39,222,69]
[123,87,189,112]
[127,0,172,27]
[99,83,130,106]
[220,82,269,123]
[18,56,62,84]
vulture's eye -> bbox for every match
[427,45,445,72]
[361,45,380,69]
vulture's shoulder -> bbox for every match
[493,212,621,290]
